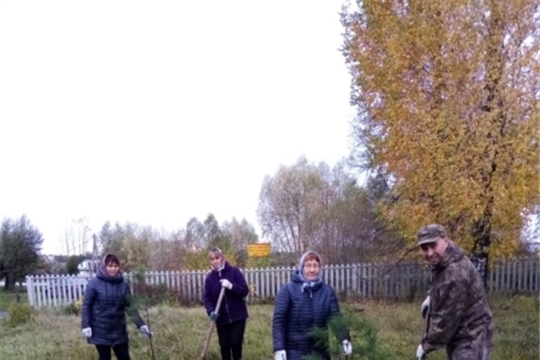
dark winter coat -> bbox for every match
[81,263,144,346]
[203,261,249,325]
[272,251,349,360]
[422,240,494,359]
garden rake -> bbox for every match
[199,286,226,360]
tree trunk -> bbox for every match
[470,246,489,290]
[471,218,491,290]
[470,0,506,291]
[3,273,15,291]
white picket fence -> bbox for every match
[25,257,539,308]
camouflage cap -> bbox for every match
[416,224,446,246]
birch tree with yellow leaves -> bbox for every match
[341,0,539,282]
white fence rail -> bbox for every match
[25,257,539,308]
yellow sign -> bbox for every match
[247,243,271,257]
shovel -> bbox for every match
[418,312,431,360]
[199,287,226,360]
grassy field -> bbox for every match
[0,286,27,312]
[0,294,537,359]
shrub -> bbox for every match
[7,302,37,327]
[60,302,78,316]
[75,297,83,313]
[60,298,83,316]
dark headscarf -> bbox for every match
[97,253,123,283]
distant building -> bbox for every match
[77,259,99,277]
[41,255,56,264]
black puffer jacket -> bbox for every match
[272,251,349,360]
[81,258,144,346]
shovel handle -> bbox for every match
[215,286,226,314]
[199,287,226,360]
[422,312,430,338]
[419,313,430,360]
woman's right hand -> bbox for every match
[274,350,286,360]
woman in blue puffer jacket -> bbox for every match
[81,254,152,360]
[272,251,352,360]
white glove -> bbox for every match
[342,340,352,355]
[139,325,153,338]
[416,344,426,360]
[220,279,233,290]
[274,350,286,360]
[82,327,92,337]
[421,295,430,319]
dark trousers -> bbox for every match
[216,319,246,360]
[95,342,131,360]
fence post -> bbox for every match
[350,264,356,295]
[533,258,540,293]
[36,275,42,308]
[26,275,34,306]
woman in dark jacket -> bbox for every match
[272,251,352,360]
[203,247,250,360]
[81,254,152,360]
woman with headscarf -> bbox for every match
[272,250,352,360]
[81,254,152,360]
[203,247,250,360]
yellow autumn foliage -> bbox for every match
[342,0,539,259]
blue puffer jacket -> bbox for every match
[272,251,349,360]
[81,257,144,346]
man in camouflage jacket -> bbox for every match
[415,224,494,360]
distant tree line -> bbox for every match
[2,151,537,290]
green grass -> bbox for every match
[0,294,537,359]
[0,286,27,312]
[350,294,539,360]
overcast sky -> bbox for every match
[0,0,356,254]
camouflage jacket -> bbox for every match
[422,240,494,353]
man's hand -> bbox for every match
[209,311,218,321]
[342,340,353,355]
[220,279,233,290]
[274,350,286,360]
[82,327,92,337]
[421,295,430,319]
[139,325,153,338]
[416,344,426,360]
